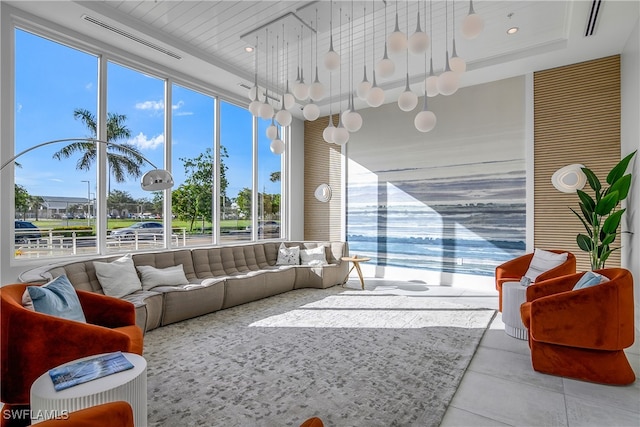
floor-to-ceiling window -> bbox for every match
[219,100,253,243]
[257,118,282,240]
[13,28,98,257]
[170,83,215,247]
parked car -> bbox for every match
[245,221,280,234]
[110,222,164,240]
[14,220,41,244]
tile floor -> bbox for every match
[348,278,640,427]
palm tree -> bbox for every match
[53,109,146,192]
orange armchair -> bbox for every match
[0,284,143,412]
[520,268,635,385]
[36,401,134,427]
[495,250,576,311]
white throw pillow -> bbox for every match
[93,254,142,298]
[136,264,189,291]
[523,249,568,282]
[276,243,300,265]
[300,246,328,266]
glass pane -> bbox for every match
[106,62,166,252]
[220,101,253,243]
[14,29,98,259]
[170,83,215,247]
[257,118,283,240]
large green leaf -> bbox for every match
[601,234,616,246]
[595,191,619,216]
[609,174,632,201]
[577,234,593,251]
[576,189,595,213]
[602,208,625,234]
[606,150,637,185]
[582,167,601,194]
[571,207,592,233]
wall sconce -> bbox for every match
[551,164,587,193]
[314,183,332,202]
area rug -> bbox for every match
[144,285,495,427]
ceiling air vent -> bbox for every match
[82,15,182,60]
[585,0,602,37]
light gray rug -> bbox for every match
[144,285,495,427]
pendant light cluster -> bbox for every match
[246,0,485,149]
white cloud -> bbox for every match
[85,82,93,90]
[172,100,184,110]
[135,100,165,111]
[16,103,22,113]
[129,132,164,150]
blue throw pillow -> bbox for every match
[572,271,608,291]
[26,275,86,323]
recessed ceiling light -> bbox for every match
[244,46,254,53]
[507,27,519,35]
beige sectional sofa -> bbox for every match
[41,241,348,332]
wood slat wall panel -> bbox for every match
[304,116,343,241]
[534,55,621,272]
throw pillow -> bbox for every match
[276,243,300,265]
[22,275,86,323]
[93,254,142,298]
[136,264,189,291]
[572,271,610,290]
[523,249,568,282]
[300,246,328,266]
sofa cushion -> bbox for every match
[523,249,568,282]
[136,264,189,291]
[23,275,87,323]
[94,254,142,298]
[277,242,300,265]
[300,246,328,266]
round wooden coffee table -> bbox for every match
[342,256,371,290]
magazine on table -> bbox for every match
[48,351,134,391]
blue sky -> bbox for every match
[14,28,281,202]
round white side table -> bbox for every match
[502,281,529,340]
[30,352,147,425]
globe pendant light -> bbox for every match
[275,107,292,127]
[323,114,336,144]
[414,94,437,132]
[303,102,320,121]
[376,43,395,78]
[270,132,285,154]
[376,2,395,78]
[266,118,278,140]
[283,42,296,110]
[449,6,467,73]
[292,30,309,100]
[333,117,350,146]
[462,0,484,40]
[437,1,459,96]
[408,10,429,55]
[343,94,363,132]
[248,37,262,116]
[357,65,371,100]
[309,67,325,101]
[425,57,439,97]
[367,70,385,107]
[247,37,259,101]
[324,2,340,71]
[388,1,407,54]
[398,73,418,111]
[249,91,262,117]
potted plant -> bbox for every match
[571,150,636,270]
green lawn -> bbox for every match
[26,218,253,234]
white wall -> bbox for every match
[620,16,640,330]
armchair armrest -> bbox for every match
[76,290,136,328]
[529,280,634,350]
